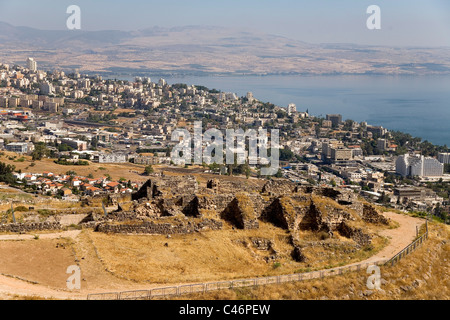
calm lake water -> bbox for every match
[119,74,450,147]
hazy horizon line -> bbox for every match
[2,20,449,50]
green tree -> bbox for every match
[57,143,74,152]
[279,147,295,162]
[208,162,220,172]
[144,165,154,175]
[445,164,450,174]
[91,136,98,149]
[377,191,390,205]
[275,169,283,178]
[0,162,16,185]
[31,142,49,161]
[244,163,251,179]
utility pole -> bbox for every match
[102,202,108,218]
[11,202,16,223]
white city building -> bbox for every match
[40,81,54,95]
[78,79,91,90]
[72,90,84,99]
[287,103,296,115]
[246,92,255,103]
[396,154,443,177]
[438,152,450,164]
[158,78,167,87]
[27,58,37,72]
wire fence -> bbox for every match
[87,222,430,300]
[87,259,387,300]
[384,225,429,267]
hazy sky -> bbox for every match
[0,0,449,46]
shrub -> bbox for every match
[68,224,82,230]
[55,159,89,166]
[318,231,330,241]
[14,206,29,212]
[272,262,282,269]
[144,165,154,175]
[37,209,55,217]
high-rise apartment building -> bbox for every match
[396,154,443,177]
[78,79,91,90]
[377,138,388,151]
[246,92,255,103]
[287,103,296,115]
[326,114,342,127]
[438,153,450,164]
[26,58,37,72]
[40,82,54,95]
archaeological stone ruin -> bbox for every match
[86,175,390,260]
[0,174,391,262]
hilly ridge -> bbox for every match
[1,22,450,76]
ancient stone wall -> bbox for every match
[96,219,223,235]
[261,179,296,195]
[307,187,364,215]
[197,194,235,214]
[291,246,306,262]
[206,179,260,194]
[261,196,309,233]
[362,204,389,225]
[299,201,324,232]
[337,222,372,247]
[131,179,155,200]
[0,222,62,233]
[108,193,132,206]
[311,201,354,231]
[132,176,199,201]
[128,201,162,219]
[260,197,290,230]
[221,196,259,229]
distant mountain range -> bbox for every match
[1,21,450,77]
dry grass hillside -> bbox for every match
[170,221,449,300]
[86,219,389,285]
[0,151,149,182]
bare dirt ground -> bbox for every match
[360,211,425,264]
[0,212,425,300]
[0,230,81,241]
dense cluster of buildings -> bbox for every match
[0,59,448,215]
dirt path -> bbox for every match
[0,274,87,300]
[365,211,425,263]
[0,212,425,300]
[0,230,82,241]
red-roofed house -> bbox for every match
[85,186,102,196]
